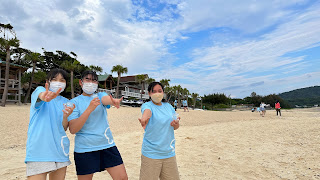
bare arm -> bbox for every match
[68,98,100,134]
[101,95,123,108]
[170,118,180,130]
[138,109,152,129]
[62,105,75,131]
[38,82,62,102]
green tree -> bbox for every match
[181,88,190,100]
[12,47,30,66]
[61,54,81,99]
[192,93,199,109]
[175,85,182,107]
[160,79,170,88]
[24,52,44,103]
[146,78,155,84]
[111,65,128,98]
[0,23,20,106]
[135,74,147,100]
[89,65,103,74]
[164,86,174,102]
[203,93,229,110]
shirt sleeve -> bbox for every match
[169,103,175,114]
[141,102,151,114]
[31,86,46,110]
[68,99,79,122]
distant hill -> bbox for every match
[279,86,320,107]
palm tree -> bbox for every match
[111,65,128,98]
[160,79,170,88]
[165,86,174,102]
[174,85,182,108]
[0,23,20,106]
[181,88,190,106]
[89,65,103,74]
[61,54,81,98]
[160,79,171,101]
[146,77,155,86]
[192,93,199,109]
[135,74,147,100]
[24,52,43,103]
[182,88,190,99]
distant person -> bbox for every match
[174,99,178,111]
[182,99,189,112]
[275,100,281,116]
[256,107,261,115]
[260,102,267,117]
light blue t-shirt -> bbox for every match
[68,92,115,153]
[174,100,177,106]
[141,101,176,159]
[25,86,70,163]
[182,100,188,106]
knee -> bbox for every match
[120,174,128,180]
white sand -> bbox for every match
[1,105,320,179]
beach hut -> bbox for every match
[97,73,116,95]
[0,59,28,105]
[98,73,114,90]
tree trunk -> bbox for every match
[24,62,35,103]
[1,48,11,107]
[193,100,196,110]
[71,71,74,98]
[140,82,143,100]
[177,90,180,108]
[168,94,172,103]
[116,73,120,98]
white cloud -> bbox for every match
[153,2,320,97]
[176,0,311,33]
[0,0,319,98]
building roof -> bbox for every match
[98,73,113,81]
[0,59,29,71]
[120,74,148,83]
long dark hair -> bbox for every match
[147,82,166,102]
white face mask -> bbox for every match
[151,93,163,103]
[82,82,98,95]
[49,81,66,93]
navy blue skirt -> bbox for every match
[74,146,123,175]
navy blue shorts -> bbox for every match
[74,146,123,175]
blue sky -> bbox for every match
[1,0,319,98]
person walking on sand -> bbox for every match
[25,69,75,180]
[68,70,128,180]
[174,99,177,111]
[260,102,266,117]
[182,99,189,112]
[138,82,181,180]
[275,100,281,116]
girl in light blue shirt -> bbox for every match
[139,82,181,180]
[25,69,75,179]
[68,70,128,180]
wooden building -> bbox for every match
[97,74,149,100]
[0,59,28,105]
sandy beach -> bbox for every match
[1,104,320,180]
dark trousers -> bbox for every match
[276,108,281,116]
